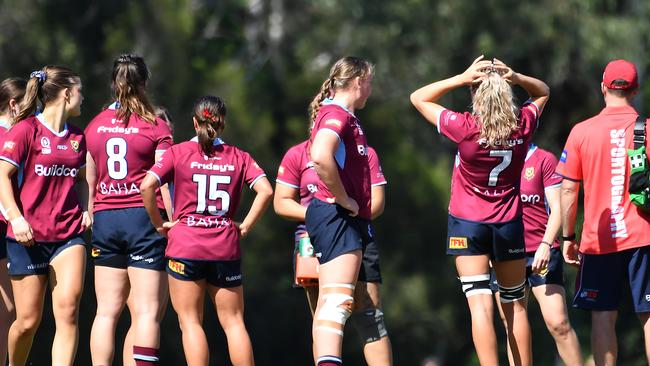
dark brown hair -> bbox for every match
[0,78,27,121]
[14,66,79,123]
[308,56,374,123]
[112,54,156,124]
[193,96,226,156]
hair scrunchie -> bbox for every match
[29,70,47,85]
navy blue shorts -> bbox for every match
[446,214,525,262]
[574,246,650,312]
[166,258,242,288]
[91,207,167,270]
[526,247,564,287]
[0,222,6,260]
[7,235,85,276]
[305,199,373,264]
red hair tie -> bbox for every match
[202,108,218,122]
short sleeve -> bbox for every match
[556,128,582,181]
[276,146,301,189]
[542,153,562,188]
[243,152,267,189]
[154,119,174,153]
[148,147,176,185]
[438,109,474,143]
[0,120,33,168]
[367,147,387,186]
[314,109,348,141]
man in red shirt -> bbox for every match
[557,59,650,365]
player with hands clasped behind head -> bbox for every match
[0,66,89,366]
[410,56,549,365]
[140,95,273,366]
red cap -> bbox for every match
[603,60,638,90]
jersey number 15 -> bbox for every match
[193,174,231,216]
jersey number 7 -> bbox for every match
[488,150,512,187]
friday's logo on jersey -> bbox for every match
[449,237,468,249]
[524,167,535,181]
[70,140,80,152]
[325,119,342,127]
[40,136,51,154]
[2,141,15,152]
[168,259,186,275]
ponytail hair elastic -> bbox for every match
[202,108,219,123]
[29,70,47,85]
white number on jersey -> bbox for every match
[192,174,231,216]
[488,150,512,187]
[106,137,128,180]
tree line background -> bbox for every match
[1,0,649,364]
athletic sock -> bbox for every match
[133,346,160,366]
[317,355,343,366]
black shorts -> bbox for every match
[166,258,242,288]
[7,235,85,276]
[446,214,525,262]
[305,199,373,264]
[0,222,6,260]
[91,207,167,270]
[526,247,564,287]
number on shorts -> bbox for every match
[488,150,512,186]
[192,174,231,216]
[106,137,128,180]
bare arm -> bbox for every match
[310,130,358,215]
[273,183,306,221]
[239,177,273,237]
[140,173,166,235]
[0,160,33,245]
[370,185,385,220]
[531,186,561,273]
[86,152,96,218]
[154,150,174,219]
[493,59,550,112]
[410,55,492,127]
[560,179,581,266]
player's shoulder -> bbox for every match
[12,116,38,133]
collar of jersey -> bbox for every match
[525,143,538,162]
[322,98,355,117]
[190,136,225,145]
[0,119,10,130]
[108,101,120,110]
[36,113,69,137]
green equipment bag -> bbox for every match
[628,116,650,210]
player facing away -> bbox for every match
[410,56,549,365]
[494,144,582,365]
[85,54,173,366]
[0,66,90,366]
[0,77,26,366]
[305,56,375,366]
[274,140,393,365]
[140,95,273,366]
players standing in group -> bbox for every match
[304,56,375,366]
[274,138,393,365]
[494,143,582,365]
[0,66,90,366]
[0,77,26,366]
[85,54,173,366]
[140,95,272,366]
[410,56,549,365]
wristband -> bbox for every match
[540,241,553,247]
[562,233,576,241]
[10,216,25,226]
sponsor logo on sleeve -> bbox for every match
[560,150,567,163]
[168,260,186,275]
[524,167,535,181]
[40,137,51,154]
[2,141,15,152]
[449,237,468,249]
[325,119,341,127]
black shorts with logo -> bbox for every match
[166,258,242,288]
[446,214,525,262]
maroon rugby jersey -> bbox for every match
[0,114,86,242]
[276,140,386,236]
[148,138,266,260]
[85,103,173,212]
[0,119,10,226]
[439,102,540,223]
[520,145,562,252]
[309,100,371,219]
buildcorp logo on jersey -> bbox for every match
[34,164,79,177]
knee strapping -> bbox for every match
[459,274,492,297]
[315,283,355,336]
[498,280,526,303]
[350,308,388,343]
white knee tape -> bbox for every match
[315,283,355,336]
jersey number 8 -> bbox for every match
[193,174,231,216]
[106,137,128,180]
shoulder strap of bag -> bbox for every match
[634,115,646,150]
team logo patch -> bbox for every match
[40,137,51,154]
[70,140,80,152]
[560,150,568,163]
[524,167,535,181]
[2,141,15,152]
[91,247,101,258]
[168,259,185,275]
[449,237,468,249]
[580,288,599,301]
